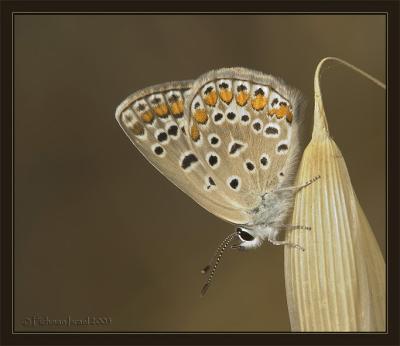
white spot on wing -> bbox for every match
[121,109,135,126]
[191,95,204,113]
[251,84,270,99]
[233,80,250,96]
[217,79,232,91]
[133,100,150,113]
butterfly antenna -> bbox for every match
[201,232,236,274]
[200,232,236,297]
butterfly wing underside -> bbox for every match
[115,81,250,224]
[185,68,305,215]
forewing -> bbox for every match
[115,81,250,224]
[185,68,305,213]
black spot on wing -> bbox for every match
[137,103,146,111]
[208,155,218,167]
[237,84,247,92]
[265,126,279,135]
[214,112,223,122]
[241,114,249,122]
[210,136,219,145]
[206,176,216,190]
[227,112,236,120]
[260,156,268,166]
[157,132,168,142]
[168,94,179,102]
[246,162,255,171]
[254,88,265,96]
[124,113,133,121]
[253,122,261,131]
[181,154,198,170]
[154,146,164,156]
[152,97,161,105]
[229,178,239,190]
[277,144,289,152]
[204,86,213,94]
[167,125,178,136]
[229,143,243,155]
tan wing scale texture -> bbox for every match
[115,81,250,224]
[186,68,302,213]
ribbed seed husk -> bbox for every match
[284,57,386,332]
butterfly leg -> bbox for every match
[268,239,305,251]
[293,175,321,193]
[272,175,320,195]
[280,224,311,231]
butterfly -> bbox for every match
[115,67,319,295]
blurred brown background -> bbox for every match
[14,15,385,332]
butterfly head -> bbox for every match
[234,226,264,250]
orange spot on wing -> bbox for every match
[286,110,293,123]
[236,91,249,106]
[193,109,209,124]
[251,95,267,111]
[153,103,169,117]
[268,106,293,123]
[131,122,144,136]
[219,90,233,104]
[141,111,154,123]
[171,100,184,117]
[190,124,200,141]
[203,90,218,106]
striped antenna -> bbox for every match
[200,232,236,297]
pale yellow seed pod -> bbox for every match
[284,57,386,332]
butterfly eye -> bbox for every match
[236,228,255,241]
